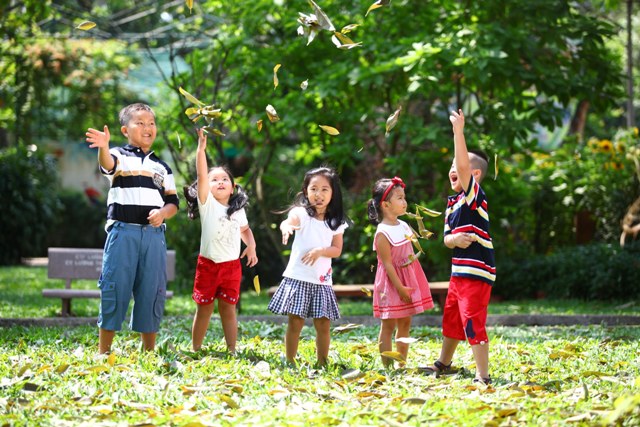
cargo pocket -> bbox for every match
[99,281,117,315]
[153,288,167,319]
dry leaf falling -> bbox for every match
[185,0,194,13]
[366,0,392,17]
[300,79,309,90]
[253,275,261,294]
[266,104,280,123]
[494,153,499,180]
[76,21,96,31]
[319,125,340,135]
[273,64,281,90]
[256,119,263,132]
[385,106,402,136]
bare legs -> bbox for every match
[99,328,156,354]
[378,317,412,367]
[433,336,490,381]
[191,300,238,353]
[285,315,331,366]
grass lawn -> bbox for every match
[0,319,639,426]
[1,266,639,318]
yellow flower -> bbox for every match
[598,139,613,153]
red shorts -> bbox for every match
[192,256,241,305]
[442,276,492,345]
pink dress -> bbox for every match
[373,221,434,319]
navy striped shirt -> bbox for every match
[101,144,179,228]
[444,176,496,285]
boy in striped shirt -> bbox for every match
[86,103,179,354]
[425,109,495,385]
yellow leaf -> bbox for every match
[55,364,69,374]
[256,119,263,132]
[185,0,194,13]
[266,104,280,123]
[107,352,116,367]
[402,397,426,405]
[341,24,360,34]
[365,0,391,17]
[494,153,499,180]
[385,106,402,136]
[416,204,442,217]
[319,125,340,135]
[360,286,372,297]
[333,323,362,334]
[76,21,96,31]
[273,63,281,90]
[333,31,356,46]
[496,408,518,418]
[219,394,239,409]
[179,87,205,107]
[253,275,261,294]
[381,351,406,363]
[300,79,309,90]
[202,126,225,137]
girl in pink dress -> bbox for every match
[367,177,434,366]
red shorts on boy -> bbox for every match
[192,256,241,305]
[442,276,492,345]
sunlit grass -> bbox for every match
[0,319,639,426]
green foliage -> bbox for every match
[0,145,60,265]
[496,241,640,300]
[46,190,107,249]
[0,321,639,426]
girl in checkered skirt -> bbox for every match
[268,167,348,366]
[368,177,434,367]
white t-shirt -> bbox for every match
[198,193,248,263]
[282,206,348,285]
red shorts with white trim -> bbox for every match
[441,276,492,345]
[192,256,241,305]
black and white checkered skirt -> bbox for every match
[267,277,340,320]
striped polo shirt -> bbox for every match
[444,175,496,285]
[101,144,179,229]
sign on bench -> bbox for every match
[43,247,176,317]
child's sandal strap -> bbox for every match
[433,360,452,372]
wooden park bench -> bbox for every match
[267,281,449,308]
[42,247,176,317]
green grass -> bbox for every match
[1,266,639,318]
[0,319,639,426]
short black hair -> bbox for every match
[469,149,489,182]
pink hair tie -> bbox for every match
[381,176,405,202]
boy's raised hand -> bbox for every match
[449,109,465,134]
[86,125,110,149]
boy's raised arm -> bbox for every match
[450,109,471,191]
[86,125,115,172]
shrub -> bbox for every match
[0,145,61,265]
[46,190,107,249]
[495,241,640,300]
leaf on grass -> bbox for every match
[365,0,391,17]
[402,397,426,405]
[186,0,194,13]
[361,286,372,297]
[381,351,405,363]
[266,104,280,123]
[267,388,290,399]
[319,125,340,135]
[55,364,69,374]
[395,337,418,344]
[273,64,281,90]
[23,382,40,392]
[496,408,518,418]
[107,352,116,367]
[494,153,499,180]
[253,275,261,295]
[333,323,362,334]
[219,394,239,409]
[76,21,97,31]
[341,369,364,381]
[90,405,113,414]
[179,87,205,107]
[300,79,309,90]
[17,364,32,377]
[385,106,401,136]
